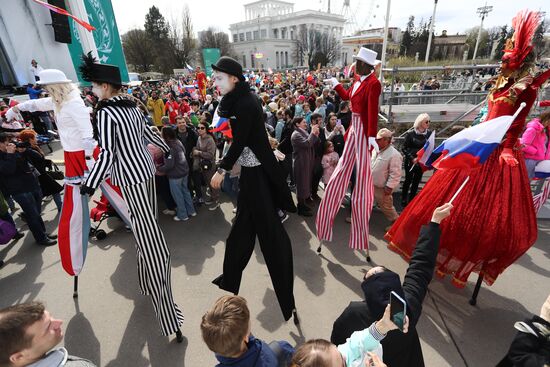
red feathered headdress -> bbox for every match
[502,10,541,70]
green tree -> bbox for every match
[144,6,169,43]
[121,29,155,72]
[465,26,489,59]
[493,25,509,60]
[144,6,173,74]
[533,17,549,59]
[198,28,236,67]
[400,16,415,56]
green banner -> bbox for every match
[202,48,221,76]
[67,0,129,84]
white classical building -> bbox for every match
[229,0,346,70]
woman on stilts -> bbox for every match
[386,10,550,289]
[209,57,298,322]
[78,53,184,341]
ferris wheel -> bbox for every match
[317,0,381,36]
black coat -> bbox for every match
[496,315,550,367]
[218,82,296,213]
[331,223,442,367]
[0,150,42,195]
[176,126,198,164]
[402,129,431,164]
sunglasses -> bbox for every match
[198,127,207,130]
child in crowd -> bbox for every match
[201,295,294,367]
[275,109,286,141]
[303,103,312,127]
[321,141,339,185]
[291,304,407,367]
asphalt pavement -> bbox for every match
[0,141,549,367]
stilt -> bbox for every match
[175,329,183,343]
[72,276,78,298]
[316,242,322,254]
[469,273,483,306]
[293,309,300,325]
[365,248,371,263]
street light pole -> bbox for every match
[425,0,438,64]
[379,0,391,81]
[472,3,493,61]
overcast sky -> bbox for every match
[111,0,548,37]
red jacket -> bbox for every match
[334,73,381,139]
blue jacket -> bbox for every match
[27,86,43,100]
[215,335,294,367]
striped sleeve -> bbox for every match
[85,109,116,189]
[143,122,170,153]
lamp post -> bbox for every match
[379,0,391,81]
[425,0,438,64]
[472,3,493,61]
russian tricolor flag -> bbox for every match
[416,131,436,171]
[211,108,232,138]
[429,103,526,170]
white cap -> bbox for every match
[37,69,72,85]
[353,47,381,66]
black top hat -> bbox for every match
[79,52,122,86]
[211,56,245,81]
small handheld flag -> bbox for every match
[430,103,526,170]
[414,131,436,171]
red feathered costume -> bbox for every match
[386,10,549,287]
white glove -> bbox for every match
[368,137,379,153]
[84,156,95,179]
[323,77,340,88]
[5,108,20,122]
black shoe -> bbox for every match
[18,213,27,223]
[12,232,24,241]
[38,238,57,246]
[47,234,58,240]
[175,329,184,343]
[297,204,313,217]
[312,193,321,201]
[0,259,4,268]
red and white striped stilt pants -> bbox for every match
[316,113,374,250]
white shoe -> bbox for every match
[208,202,220,211]
[190,212,197,217]
[232,207,237,214]
[163,209,176,215]
[173,216,189,221]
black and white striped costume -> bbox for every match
[85,96,184,336]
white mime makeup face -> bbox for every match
[212,71,236,96]
[91,82,105,100]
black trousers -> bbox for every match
[311,157,323,195]
[212,166,296,320]
[402,159,424,204]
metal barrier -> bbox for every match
[380,64,499,124]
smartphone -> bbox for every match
[390,291,407,331]
[336,119,342,126]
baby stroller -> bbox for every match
[89,194,120,240]
[89,180,132,240]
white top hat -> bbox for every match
[36,69,72,85]
[353,47,381,66]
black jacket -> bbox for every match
[218,82,296,213]
[176,126,198,164]
[331,223,442,367]
[0,150,42,195]
[402,129,431,164]
[497,316,550,367]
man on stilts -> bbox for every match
[209,57,298,322]
[316,47,381,252]
[78,53,184,341]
